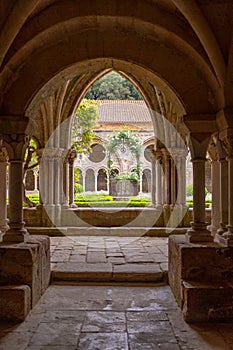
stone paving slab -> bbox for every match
[50,236,168,283]
[0,285,233,350]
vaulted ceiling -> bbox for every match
[0,0,232,123]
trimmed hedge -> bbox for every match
[73,200,149,207]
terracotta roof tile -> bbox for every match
[97,100,152,124]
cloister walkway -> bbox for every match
[50,236,168,284]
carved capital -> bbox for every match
[208,139,218,162]
[222,136,233,158]
[1,133,29,161]
[0,143,8,162]
[68,149,77,165]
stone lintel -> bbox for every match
[183,114,217,134]
[0,115,29,134]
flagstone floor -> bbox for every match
[50,236,168,282]
[1,284,233,350]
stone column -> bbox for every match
[36,148,44,205]
[170,157,177,205]
[62,155,69,208]
[219,136,233,246]
[0,116,30,242]
[33,169,39,191]
[163,149,171,205]
[176,149,188,206]
[155,149,163,207]
[207,140,220,236]
[186,135,213,243]
[139,171,143,194]
[68,149,77,207]
[95,170,98,192]
[150,151,156,206]
[162,149,171,225]
[107,172,110,194]
[215,140,228,237]
[83,169,86,192]
[0,147,9,238]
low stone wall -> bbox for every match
[23,206,211,228]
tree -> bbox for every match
[23,139,39,207]
[72,99,99,155]
[85,71,143,100]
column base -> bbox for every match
[217,226,233,247]
[216,222,227,236]
[70,203,77,208]
[2,227,29,243]
[186,222,213,243]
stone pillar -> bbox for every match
[0,116,30,242]
[163,149,171,205]
[162,149,171,225]
[218,136,233,246]
[176,149,188,206]
[36,148,44,205]
[215,140,228,237]
[33,169,39,191]
[0,147,9,238]
[155,149,163,207]
[207,140,220,236]
[83,169,86,192]
[210,159,220,235]
[186,135,213,243]
[170,157,177,205]
[94,170,98,192]
[62,155,69,208]
[107,172,110,194]
[68,149,77,207]
[139,171,143,194]
[150,151,156,206]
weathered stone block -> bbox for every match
[0,235,50,307]
[182,280,233,323]
[0,285,31,322]
[168,235,233,322]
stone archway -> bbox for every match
[1,0,233,326]
[97,168,108,191]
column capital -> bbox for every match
[1,133,29,161]
[207,139,218,162]
[213,137,227,161]
[0,145,8,162]
[68,149,77,165]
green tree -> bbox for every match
[85,71,143,100]
[72,99,99,154]
[23,138,39,207]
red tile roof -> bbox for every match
[97,100,152,124]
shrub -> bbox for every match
[186,184,193,197]
[74,183,84,194]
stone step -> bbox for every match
[51,262,167,284]
[27,226,187,237]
